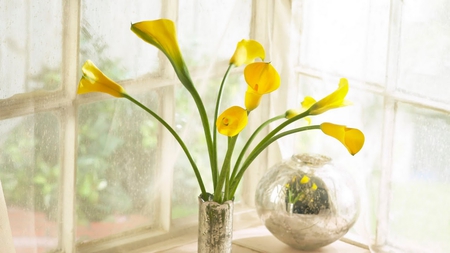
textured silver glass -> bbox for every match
[255,154,360,251]
[198,194,233,253]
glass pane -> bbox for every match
[0,113,60,253]
[80,0,161,80]
[172,73,249,219]
[294,74,384,242]
[389,103,450,252]
[397,0,450,103]
[76,90,162,242]
[178,0,252,67]
[0,1,63,99]
[298,0,389,84]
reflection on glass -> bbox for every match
[76,90,162,241]
[0,113,60,253]
[389,103,450,252]
[398,0,450,103]
[80,0,162,81]
[0,1,63,99]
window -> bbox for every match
[2,1,449,253]
[292,0,450,252]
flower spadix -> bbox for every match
[244,62,280,111]
[131,19,193,89]
[307,78,351,115]
[216,106,248,137]
[77,60,127,97]
[320,123,365,155]
[229,39,265,67]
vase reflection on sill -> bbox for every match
[255,154,360,251]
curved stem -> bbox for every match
[212,64,233,188]
[229,125,321,198]
[187,86,216,184]
[230,114,285,182]
[124,94,207,197]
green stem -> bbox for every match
[186,85,216,187]
[230,114,285,183]
[123,94,207,198]
[213,135,238,203]
[212,64,233,188]
[229,125,321,198]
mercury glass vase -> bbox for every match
[255,154,360,250]
[198,193,234,253]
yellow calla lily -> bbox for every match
[244,86,263,112]
[131,19,193,89]
[229,39,265,67]
[244,62,280,94]
[216,106,248,137]
[77,60,127,98]
[308,78,352,115]
[320,122,365,155]
[244,62,280,111]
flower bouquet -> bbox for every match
[77,18,364,251]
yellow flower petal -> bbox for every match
[320,123,365,155]
[216,106,248,137]
[309,78,352,115]
[229,39,265,67]
[131,19,193,89]
[244,86,263,111]
[77,60,126,98]
[244,62,280,95]
[301,96,316,110]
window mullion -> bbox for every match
[59,0,81,252]
[374,0,403,250]
[155,0,179,231]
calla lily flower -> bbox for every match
[216,106,248,137]
[77,60,127,98]
[244,62,280,111]
[131,19,193,89]
[307,78,352,115]
[244,62,280,94]
[229,39,265,67]
[244,86,263,112]
[320,122,365,155]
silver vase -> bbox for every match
[198,194,233,253]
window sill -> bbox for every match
[129,209,369,253]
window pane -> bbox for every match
[178,0,252,67]
[0,1,63,99]
[298,0,389,84]
[80,0,161,81]
[76,90,162,241]
[397,0,450,103]
[0,113,60,253]
[389,103,450,252]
